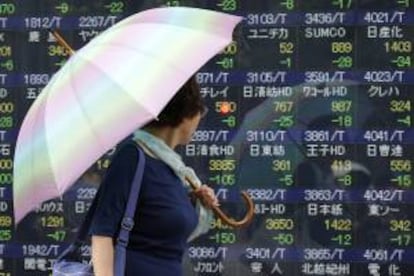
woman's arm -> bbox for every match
[91,235,114,276]
[89,144,140,275]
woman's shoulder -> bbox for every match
[108,141,142,169]
[115,140,160,165]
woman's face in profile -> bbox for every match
[179,112,201,145]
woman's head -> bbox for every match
[145,75,205,128]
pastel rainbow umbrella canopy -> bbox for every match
[13,7,242,224]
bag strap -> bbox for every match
[116,144,145,247]
[75,142,145,244]
[113,143,145,274]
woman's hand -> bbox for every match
[192,184,219,209]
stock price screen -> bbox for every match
[0,0,413,275]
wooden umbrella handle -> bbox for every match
[50,30,75,55]
[185,176,254,228]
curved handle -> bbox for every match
[185,176,254,228]
[211,191,254,228]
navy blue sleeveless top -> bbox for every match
[89,142,198,275]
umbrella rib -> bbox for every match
[81,35,227,78]
[65,60,108,162]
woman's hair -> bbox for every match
[144,75,204,128]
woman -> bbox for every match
[89,76,218,276]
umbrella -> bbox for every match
[52,31,254,229]
[13,7,245,224]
